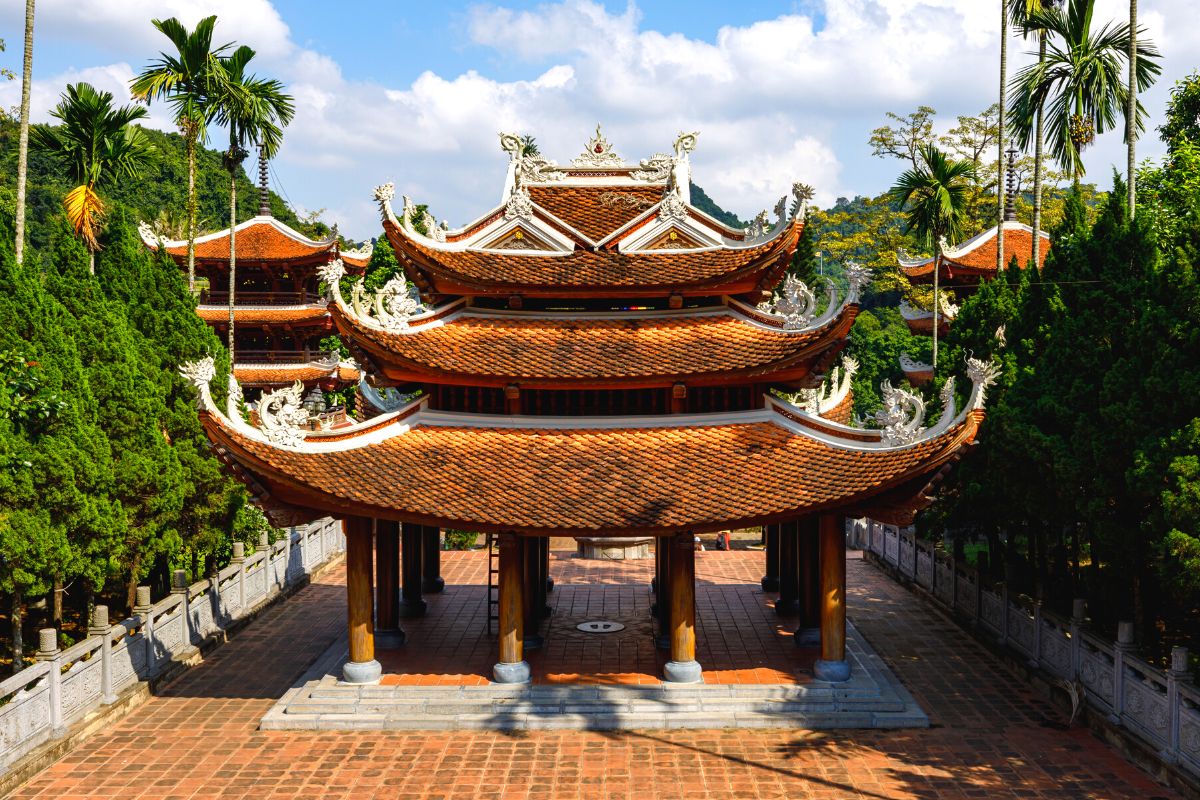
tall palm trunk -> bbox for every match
[1032,32,1047,268]
[228,166,237,360]
[997,0,1007,272]
[11,588,23,673]
[14,0,35,266]
[186,129,197,291]
[1127,0,1137,216]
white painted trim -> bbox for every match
[147,215,337,250]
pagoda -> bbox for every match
[141,151,370,392]
[180,127,998,687]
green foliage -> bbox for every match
[1160,72,1200,149]
[443,530,479,550]
[689,183,742,228]
[847,308,931,420]
[789,217,819,285]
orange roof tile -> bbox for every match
[155,217,338,264]
[232,363,350,387]
[202,407,981,534]
[526,185,662,242]
[196,305,330,325]
[387,217,798,293]
[333,304,855,386]
[902,223,1051,283]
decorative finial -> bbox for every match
[573,123,623,167]
[179,357,216,390]
[966,357,1002,409]
[845,262,871,300]
[758,274,817,329]
[875,381,927,446]
[258,145,271,217]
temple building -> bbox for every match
[140,152,370,392]
[180,127,998,687]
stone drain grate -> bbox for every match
[575,620,626,634]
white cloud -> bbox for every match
[5,0,1198,238]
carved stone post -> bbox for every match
[231,541,246,612]
[375,520,404,648]
[796,517,821,647]
[134,585,154,670]
[761,524,780,593]
[664,532,702,683]
[775,521,800,616]
[1166,646,1189,764]
[1070,598,1086,677]
[399,523,426,617]
[422,526,444,593]
[1110,621,1135,724]
[37,628,64,733]
[89,605,116,704]
[343,516,381,684]
[494,533,530,683]
[172,569,192,650]
[814,513,850,682]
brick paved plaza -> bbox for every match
[10,549,1180,799]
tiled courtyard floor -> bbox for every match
[376,549,813,686]
[10,549,1181,799]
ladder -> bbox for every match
[485,532,499,634]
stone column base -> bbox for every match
[341,659,382,685]
[493,660,531,684]
[374,628,406,649]
[663,660,703,684]
[422,576,445,594]
[813,659,851,682]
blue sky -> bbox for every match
[2,1,1197,239]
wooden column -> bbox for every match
[399,524,426,617]
[541,536,553,595]
[421,526,444,593]
[342,517,380,683]
[663,532,701,683]
[655,535,673,649]
[775,521,800,616]
[814,513,850,681]
[493,533,530,683]
[796,517,821,647]
[522,536,544,649]
[374,519,404,648]
[761,524,780,592]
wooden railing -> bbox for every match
[198,290,322,306]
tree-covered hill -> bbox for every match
[0,115,327,252]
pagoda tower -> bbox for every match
[181,127,998,687]
[140,149,370,392]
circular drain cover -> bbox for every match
[576,620,626,634]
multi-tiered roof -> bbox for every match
[183,127,997,532]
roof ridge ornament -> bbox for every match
[966,356,1001,409]
[138,220,164,246]
[323,257,424,332]
[258,381,309,448]
[504,187,534,221]
[660,192,687,221]
[845,262,872,303]
[791,182,815,221]
[876,381,926,446]
[499,131,565,191]
[572,123,623,167]
[758,274,819,329]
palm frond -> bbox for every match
[63,185,105,251]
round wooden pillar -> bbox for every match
[814,513,849,682]
[761,524,780,592]
[374,520,404,648]
[796,517,821,647]
[399,524,426,617]
[421,526,444,593]
[343,517,381,684]
[523,536,544,649]
[664,532,702,683]
[654,535,673,649]
[775,521,800,616]
[494,533,530,683]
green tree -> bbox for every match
[869,106,937,171]
[210,44,294,360]
[887,145,978,368]
[1008,0,1160,186]
[28,83,154,273]
[1159,71,1200,147]
[131,15,231,291]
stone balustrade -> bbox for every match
[0,517,345,776]
[849,518,1200,783]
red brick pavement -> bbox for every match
[9,549,1180,800]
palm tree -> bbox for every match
[211,46,295,360]
[1008,0,1160,188]
[29,83,156,273]
[1009,0,1060,269]
[131,16,231,291]
[888,145,978,369]
[997,0,1008,273]
[1127,0,1137,215]
[14,0,35,267]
